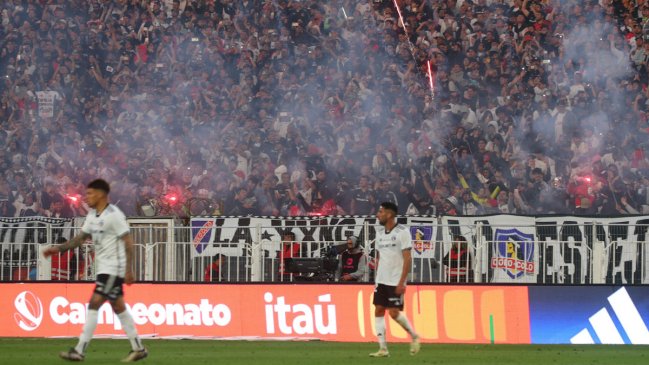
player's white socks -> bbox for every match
[375,316,387,349]
[117,311,144,351]
[75,309,98,354]
[395,313,418,339]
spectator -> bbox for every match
[255,178,279,216]
[14,191,39,217]
[278,232,301,280]
[204,254,225,282]
[51,236,78,281]
[40,180,62,213]
[460,190,484,216]
[47,196,74,218]
[443,235,473,283]
[0,0,646,218]
[227,187,258,216]
[375,178,398,207]
[350,175,375,215]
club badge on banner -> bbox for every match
[441,215,538,283]
[407,217,437,259]
[441,215,649,284]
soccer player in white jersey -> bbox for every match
[369,202,420,357]
[43,179,148,362]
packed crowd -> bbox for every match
[2,0,649,218]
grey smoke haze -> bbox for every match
[473,1,635,160]
[2,0,649,217]
[537,1,633,158]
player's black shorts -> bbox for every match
[373,283,404,310]
[94,274,124,301]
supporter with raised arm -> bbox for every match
[0,0,646,217]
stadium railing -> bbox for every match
[0,217,645,284]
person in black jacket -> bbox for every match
[335,236,367,282]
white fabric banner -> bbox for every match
[35,90,60,118]
[189,216,437,259]
[0,217,77,246]
[441,215,537,283]
[441,215,649,284]
[0,217,78,278]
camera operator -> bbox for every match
[335,236,367,282]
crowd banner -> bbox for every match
[2,215,648,284]
[441,215,538,283]
[408,217,437,259]
[441,215,649,284]
[533,216,648,284]
[0,217,82,281]
[189,216,437,283]
[189,216,437,258]
[0,217,79,246]
[534,216,597,285]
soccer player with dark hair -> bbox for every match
[44,179,148,362]
[369,201,420,357]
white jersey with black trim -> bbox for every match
[81,204,130,277]
[375,223,412,286]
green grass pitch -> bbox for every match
[1,338,648,365]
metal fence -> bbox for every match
[0,221,647,284]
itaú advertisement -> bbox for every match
[529,286,649,345]
[3,284,531,343]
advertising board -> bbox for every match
[3,283,530,343]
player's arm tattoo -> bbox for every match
[121,233,135,273]
[58,232,91,252]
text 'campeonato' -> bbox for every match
[20,292,339,336]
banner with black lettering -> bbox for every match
[535,216,649,284]
[535,216,603,284]
[607,216,649,285]
[0,217,78,278]
[189,216,436,259]
[441,215,538,283]
[440,215,649,284]
[0,217,78,246]
[630,216,649,285]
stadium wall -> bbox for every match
[3,283,648,344]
